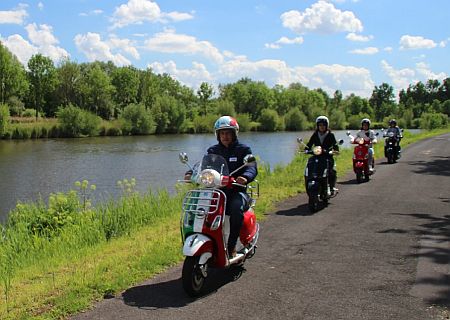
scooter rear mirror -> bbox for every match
[243,154,256,164]
[346,131,351,136]
[338,139,344,145]
[179,152,189,164]
[297,137,303,143]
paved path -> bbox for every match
[73,133,450,320]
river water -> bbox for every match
[0,130,411,222]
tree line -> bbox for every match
[0,41,449,138]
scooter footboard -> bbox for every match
[183,234,213,259]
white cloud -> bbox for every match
[349,47,378,55]
[346,32,373,42]
[80,9,103,17]
[111,0,193,29]
[0,5,28,24]
[74,32,131,66]
[24,23,69,62]
[415,62,447,80]
[108,35,140,59]
[0,34,38,65]
[218,57,374,97]
[149,60,213,89]
[384,47,393,53]
[281,0,363,34]
[38,2,44,10]
[381,60,447,93]
[144,29,224,64]
[399,35,437,50]
[265,36,304,49]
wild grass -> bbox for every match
[0,128,448,319]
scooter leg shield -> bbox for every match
[183,234,213,257]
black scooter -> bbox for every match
[297,138,343,213]
[382,129,403,164]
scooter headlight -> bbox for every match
[313,146,322,155]
[388,132,394,138]
[198,169,221,188]
[357,138,364,145]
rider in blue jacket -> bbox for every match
[207,116,257,258]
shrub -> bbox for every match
[284,108,309,131]
[120,103,155,135]
[419,112,448,129]
[258,108,279,131]
[57,105,101,137]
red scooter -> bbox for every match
[347,131,375,183]
[179,152,259,297]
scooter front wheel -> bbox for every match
[182,256,206,297]
[308,195,319,213]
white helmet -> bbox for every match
[361,118,371,127]
[316,116,329,128]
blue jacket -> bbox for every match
[207,140,257,183]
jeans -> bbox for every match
[225,190,249,253]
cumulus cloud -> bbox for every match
[0,34,38,65]
[218,57,374,97]
[0,5,28,24]
[111,0,193,29]
[74,32,131,66]
[38,2,44,10]
[349,47,378,55]
[265,36,304,49]
[144,29,224,64]
[381,60,447,93]
[79,9,103,17]
[280,0,363,34]
[346,32,373,42]
[108,35,140,59]
[399,35,437,50]
[24,23,69,62]
[149,61,213,89]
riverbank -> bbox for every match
[0,128,449,319]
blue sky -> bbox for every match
[1,0,449,98]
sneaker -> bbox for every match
[330,187,339,196]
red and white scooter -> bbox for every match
[179,152,259,297]
[347,131,375,183]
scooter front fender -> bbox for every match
[183,233,213,263]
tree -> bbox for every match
[27,54,57,119]
[284,108,308,131]
[197,82,214,115]
[0,42,28,105]
[369,83,395,121]
[80,64,115,119]
[56,58,81,108]
[111,66,139,111]
[258,108,279,131]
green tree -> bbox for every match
[80,64,115,119]
[111,66,139,111]
[0,42,28,105]
[27,54,57,118]
[0,103,10,136]
[369,83,395,121]
[57,104,100,137]
[152,95,186,133]
[56,58,81,107]
[197,82,214,116]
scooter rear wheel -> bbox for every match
[182,256,206,297]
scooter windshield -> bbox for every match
[199,154,229,176]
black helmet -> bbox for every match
[389,119,397,126]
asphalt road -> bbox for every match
[73,133,450,320]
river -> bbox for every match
[0,130,412,222]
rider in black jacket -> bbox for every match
[305,116,339,195]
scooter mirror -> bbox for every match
[243,154,256,164]
[338,139,344,145]
[346,131,351,136]
[375,132,379,136]
[297,137,303,143]
[179,152,189,164]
